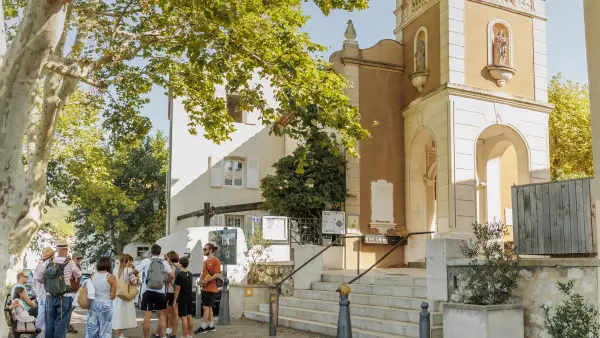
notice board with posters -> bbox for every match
[208,229,238,265]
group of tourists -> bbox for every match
[9,239,222,338]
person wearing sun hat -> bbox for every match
[34,239,82,338]
[33,247,55,333]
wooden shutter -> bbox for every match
[211,214,225,226]
[246,158,260,189]
[209,156,224,188]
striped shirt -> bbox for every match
[33,256,81,297]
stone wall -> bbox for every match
[247,261,294,296]
[447,258,600,338]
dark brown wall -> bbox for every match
[357,66,406,266]
[401,3,441,106]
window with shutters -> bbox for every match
[224,159,244,187]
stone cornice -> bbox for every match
[447,82,554,113]
[402,83,554,118]
[469,0,548,20]
[342,57,405,73]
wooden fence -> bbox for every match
[511,178,595,255]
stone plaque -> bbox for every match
[370,180,394,225]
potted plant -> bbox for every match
[444,220,523,338]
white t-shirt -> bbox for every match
[136,256,172,295]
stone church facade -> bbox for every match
[331,0,552,266]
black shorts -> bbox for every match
[201,291,217,307]
[141,291,167,312]
[178,299,194,317]
[166,293,175,306]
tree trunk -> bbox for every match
[0,1,69,333]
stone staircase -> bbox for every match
[244,272,443,338]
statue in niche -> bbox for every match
[492,27,508,65]
[415,34,426,72]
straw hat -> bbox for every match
[42,247,55,260]
[56,239,69,248]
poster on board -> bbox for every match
[322,211,346,235]
[262,216,288,241]
[208,229,238,265]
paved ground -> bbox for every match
[69,309,326,338]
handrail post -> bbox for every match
[336,283,352,338]
[356,239,360,276]
[268,287,280,336]
[419,302,430,338]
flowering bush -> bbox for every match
[458,220,520,305]
[543,279,600,338]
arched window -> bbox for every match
[487,20,513,67]
[413,26,428,73]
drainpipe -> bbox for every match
[166,87,174,236]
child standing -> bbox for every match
[173,257,193,338]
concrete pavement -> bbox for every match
[68,309,326,337]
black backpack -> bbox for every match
[44,258,72,296]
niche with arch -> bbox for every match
[486,20,516,87]
[409,26,429,93]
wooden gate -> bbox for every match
[511,178,595,255]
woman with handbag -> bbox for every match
[86,257,117,338]
[112,254,139,338]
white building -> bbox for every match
[167,80,299,237]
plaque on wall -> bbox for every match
[362,234,405,245]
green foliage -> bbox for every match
[64,134,168,264]
[459,221,520,305]
[5,0,370,153]
[242,230,272,285]
[543,279,600,338]
[260,131,346,219]
[548,74,593,181]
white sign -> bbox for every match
[322,211,346,235]
[262,216,288,241]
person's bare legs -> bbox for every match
[116,329,123,337]
[158,309,167,337]
[181,316,188,337]
[143,311,153,338]
[187,315,193,336]
[208,307,214,325]
[172,307,179,336]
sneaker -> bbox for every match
[67,325,78,334]
[151,334,160,338]
[207,326,216,332]
[194,327,207,335]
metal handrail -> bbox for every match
[346,231,434,285]
[275,235,365,289]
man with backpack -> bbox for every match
[33,239,81,338]
[136,244,174,338]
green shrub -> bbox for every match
[543,279,600,338]
[459,220,520,305]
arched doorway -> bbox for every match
[475,124,529,244]
[406,128,436,262]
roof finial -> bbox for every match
[344,20,357,44]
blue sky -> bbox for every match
[143,0,589,135]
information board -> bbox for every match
[322,211,346,235]
[208,229,238,265]
[262,216,288,241]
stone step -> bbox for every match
[259,304,435,337]
[293,289,439,311]
[322,274,427,287]
[278,297,443,325]
[244,310,406,338]
[311,281,427,298]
